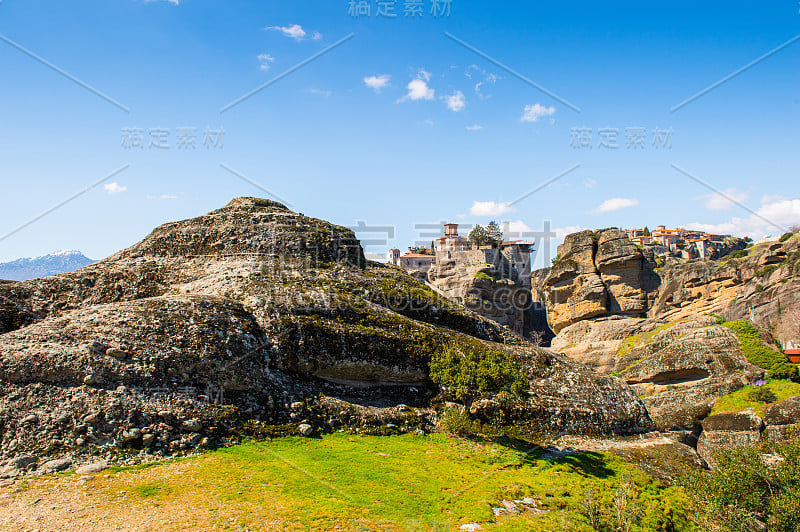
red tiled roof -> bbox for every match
[401,253,434,258]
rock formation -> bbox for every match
[541,229,660,334]
[427,249,534,338]
[651,235,800,349]
[0,198,653,466]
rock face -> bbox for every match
[427,249,535,339]
[0,198,653,463]
[651,234,800,349]
[697,410,765,468]
[552,315,762,431]
[543,229,659,334]
[763,396,800,441]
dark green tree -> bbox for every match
[643,226,650,236]
[468,225,490,247]
[486,221,503,246]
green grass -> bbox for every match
[711,380,800,416]
[721,321,798,379]
[96,433,697,531]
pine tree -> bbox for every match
[486,221,503,246]
[468,225,489,247]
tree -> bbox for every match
[643,226,650,236]
[486,221,503,246]
[468,225,490,247]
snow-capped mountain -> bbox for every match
[0,250,95,281]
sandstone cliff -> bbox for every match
[0,198,652,464]
[542,229,660,334]
[651,234,800,348]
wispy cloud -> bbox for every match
[257,53,275,71]
[305,88,331,97]
[104,182,126,195]
[445,90,465,111]
[686,196,800,239]
[144,0,180,5]
[520,103,556,123]
[146,194,178,200]
[466,65,500,99]
[469,201,513,217]
[265,24,319,42]
[399,71,434,102]
[466,124,483,131]
[364,74,390,92]
[696,188,749,211]
[590,197,639,214]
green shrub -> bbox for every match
[429,341,529,401]
[722,321,798,379]
[748,386,778,404]
[727,249,748,260]
[682,431,800,532]
[779,232,794,243]
[757,265,778,277]
[754,284,765,293]
[473,271,493,281]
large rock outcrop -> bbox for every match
[552,315,763,431]
[650,234,800,348]
[542,229,659,334]
[0,198,652,464]
[427,249,534,338]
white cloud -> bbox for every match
[419,119,435,127]
[555,225,586,238]
[685,197,800,240]
[590,197,639,214]
[467,65,500,99]
[305,88,331,97]
[257,53,275,71]
[445,90,465,112]
[583,178,597,189]
[506,220,532,234]
[469,201,514,217]
[363,74,391,92]
[265,24,308,41]
[466,124,483,131]
[311,31,323,40]
[146,194,178,200]
[144,0,179,5]
[695,188,749,210]
[399,72,435,102]
[520,103,556,123]
[104,182,126,195]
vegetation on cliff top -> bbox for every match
[710,379,800,416]
[721,321,798,379]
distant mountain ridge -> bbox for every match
[0,250,95,281]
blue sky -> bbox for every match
[0,0,798,267]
